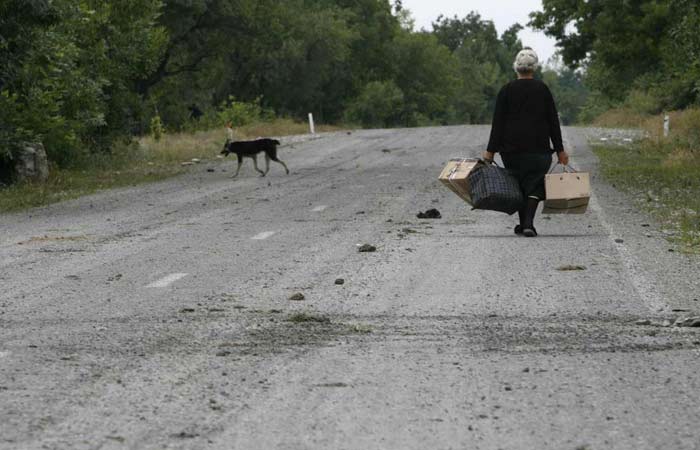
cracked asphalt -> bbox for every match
[1,126,699,450]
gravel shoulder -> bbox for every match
[1,126,699,450]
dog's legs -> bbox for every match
[264,154,271,175]
[232,154,243,178]
[252,155,265,177]
[274,158,290,175]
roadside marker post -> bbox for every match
[308,113,316,135]
[664,114,670,138]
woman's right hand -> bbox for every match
[558,150,570,166]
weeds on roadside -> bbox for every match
[592,108,700,252]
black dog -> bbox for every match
[221,139,290,178]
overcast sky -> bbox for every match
[400,0,558,64]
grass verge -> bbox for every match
[0,119,342,213]
[592,109,700,252]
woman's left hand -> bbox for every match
[557,150,570,166]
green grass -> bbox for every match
[593,142,700,252]
[0,164,177,213]
[0,119,343,213]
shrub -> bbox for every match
[150,115,164,142]
[624,89,663,115]
[217,96,274,127]
[671,108,700,151]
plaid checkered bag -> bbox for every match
[467,161,524,215]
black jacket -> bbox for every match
[486,79,564,154]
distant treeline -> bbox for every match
[1,0,590,166]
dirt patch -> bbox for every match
[18,235,89,245]
[288,312,330,324]
[556,265,587,271]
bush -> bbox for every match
[217,96,274,127]
[344,81,406,128]
[624,89,663,115]
[671,108,700,151]
[150,115,164,142]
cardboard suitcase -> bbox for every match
[438,158,480,204]
[543,170,591,214]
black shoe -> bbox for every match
[523,227,538,238]
[514,225,524,235]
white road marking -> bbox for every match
[252,231,277,240]
[566,132,666,313]
[311,205,328,212]
[147,273,189,288]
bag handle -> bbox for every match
[548,163,578,174]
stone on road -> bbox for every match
[1,127,699,450]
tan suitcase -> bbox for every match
[438,158,480,204]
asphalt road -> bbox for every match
[1,126,699,450]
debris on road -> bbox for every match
[615,239,624,244]
[348,323,372,334]
[358,244,377,253]
[207,168,215,173]
[675,317,700,328]
[181,162,195,167]
[289,293,306,301]
[556,265,587,271]
[288,312,330,324]
[314,382,350,388]
[172,431,199,439]
[179,308,196,313]
[417,209,442,219]
[633,317,700,328]
[335,279,345,285]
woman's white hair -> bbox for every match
[513,47,539,74]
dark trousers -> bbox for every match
[500,152,553,200]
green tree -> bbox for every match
[542,65,589,124]
[344,80,405,127]
[530,0,678,104]
[0,0,166,166]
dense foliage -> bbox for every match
[0,0,166,165]
[1,0,588,169]
[531,0,699,117]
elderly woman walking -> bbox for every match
[483,48,569,238]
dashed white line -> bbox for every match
[147,273,189,288]
[312,205,328,212]
[252,231,277,240]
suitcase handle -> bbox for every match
[479,158,505,169]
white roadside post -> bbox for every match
[308,113,316,135]
[663,114,670,138]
